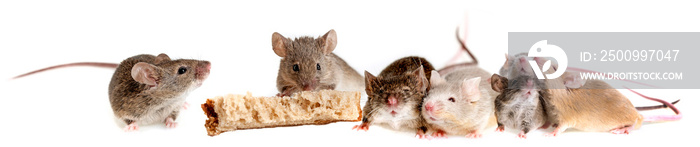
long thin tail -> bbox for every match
[625,88,682,122]
[437,27,478,74]
[635,99,679,111]
[12,62,119,79]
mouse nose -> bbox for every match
[424,103,434,112]
[387,96,398,105]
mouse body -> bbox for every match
[491,74,548,139]
[422,66,498,138]
[271,29,364,96]
[353,56,434,138]
[108,53,210,131]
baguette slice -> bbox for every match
[202,90,362,136]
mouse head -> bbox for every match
[131,53,211,93]
[500,53,558,79]
[363,66,428,122]
[272,30,337,91]
[422,70,482,126]
[491,74,545,103]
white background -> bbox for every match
[0,0,697,146]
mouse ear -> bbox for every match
[429,70,444,87]
[364,71,377,95]
[490,74,507,92]
[413,66,429,92]
[461,77,481,101]
[321,29,337,55]
[272,32,289,57]
[131,62,159,87]
[154,53,171,64]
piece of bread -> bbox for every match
[201,90,362,136]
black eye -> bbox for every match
[316,63,321,70]
[292,64,299,72]
[177,67,187,75]
[448,97,455,103]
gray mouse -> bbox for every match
[490,74,547,139]
[12,53,211,131]
[271,29,364,97]
[353,56,434,139]
[422,66,498,138]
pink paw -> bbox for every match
[465,132,483,138]
[431,130,448,138]
[123,123,139,132]
[182,102,190,110]
[495,126,505,132]
[517,132,527,139]
[352,123,369,131]
[416,133,431,140]
[544,132,558,137]
[165,117,178,128]
[610,128,631,135]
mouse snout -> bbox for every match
[424,102,434,112]
[195,61,211,80]
[387,95,398,106]
[301,81,316,91]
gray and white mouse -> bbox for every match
[422,66,498,138]
[13,53,211,131]
[353,56,434,139]
[271,29,364,96]
[491,74,547,139]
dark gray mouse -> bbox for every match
[353,56,434,139]
[109,53,210,131]
[491,74,547,139]
[271,29,364,97]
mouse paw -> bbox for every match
[165,117,178,129]
[352,123,369,131]
[517,131,528,139]
[415,132,430,140]
[610,126,632,135]
[182,102,190,110]
[495,126,505,132]
[123,123,139,132]
[465,130,482,138]
[431,130,448,138]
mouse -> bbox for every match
[12,53,211,131]
[421,66,498,139]
[352,56,435,139]
[499,53,678,110]
[271,29,364,97]
[490,74,548,139]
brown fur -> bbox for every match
[273,30,363,96]
[492,74,548,136]
[109,54,210,126]
[360,56,434,133]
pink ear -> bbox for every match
[429,70,444,87]
[131,62,159,86]
[321,29,337,55]
[271,32,288,57]
[461,77,482,101]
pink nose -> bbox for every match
[424,103,434,112]
[388,96,398,105]
[303,85,313,91]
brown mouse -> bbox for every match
[12,53,211,131]
[491,74,548,139]
[421,67,498,139]
[271,29,364,97]
[352,56,434,139]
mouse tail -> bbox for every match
[635,99,679,111]
[437,22,479,74]
[12,62,119,79]
[625,88,682,122]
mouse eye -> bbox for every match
[316,63,321,70]
[177,67,187,75]
[448,97,456,103]
[292,64,299,72]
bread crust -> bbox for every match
[202,90,362,136]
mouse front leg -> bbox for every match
[164,110,179,128]
[431,129,447,138]
[544,124,567,137]
[465,130,483,138]
[352,117,370,131]
[415,126,429,139]
[277,86,300,97]
[496,123,505,132]
[123,119,139,132]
